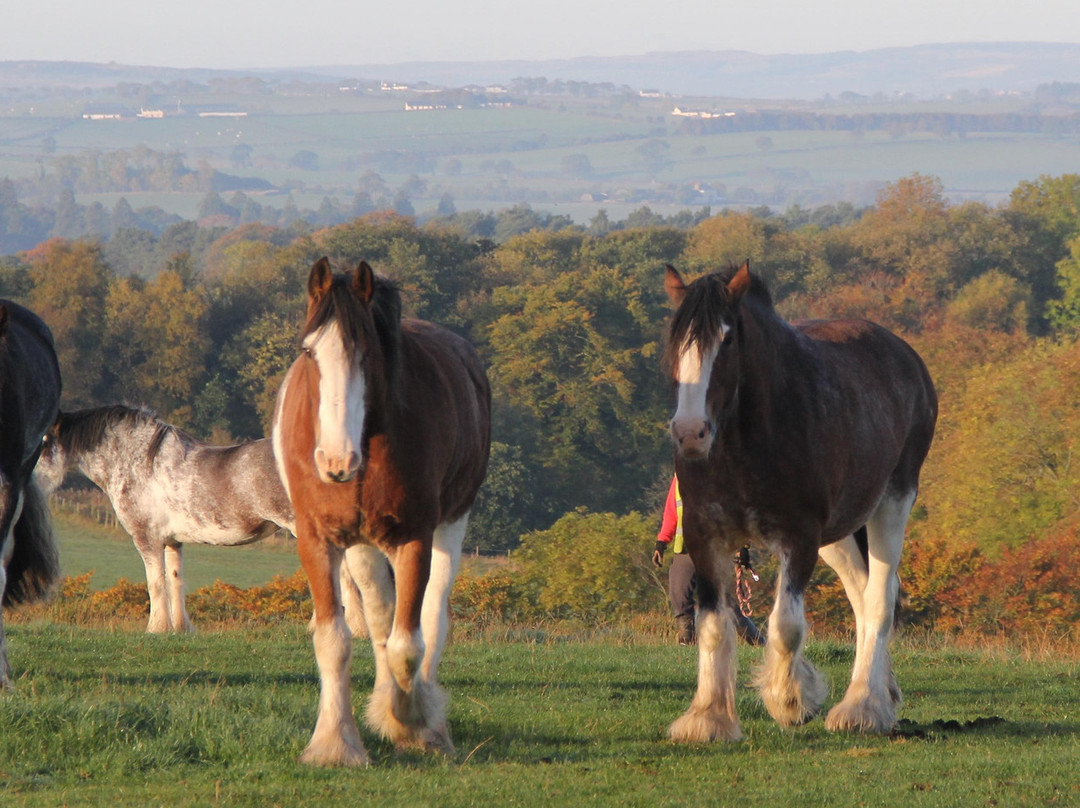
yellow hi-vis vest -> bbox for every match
[673,478,684,554]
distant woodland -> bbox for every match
[4,171,1080,573]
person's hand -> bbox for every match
[652,541,666,568]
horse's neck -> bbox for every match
[732,302,811,434]
[71,421,159,491]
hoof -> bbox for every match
[825,696,897,734]
[757,657,828,727]
[668,706,743,743]
[298,737,371,767]
[366,678,452,753]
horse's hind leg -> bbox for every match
[756,544,829,727]
[668,546,743,743]
[164,543,194,633]
[825,491,912,733]
[818,533,869,674]
[343,544,394,689]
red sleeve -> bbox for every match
[657,477,678,543]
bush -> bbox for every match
[513,509,667,621]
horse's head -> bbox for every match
[33,417,67,494]
[663,262,752,459]
[300,257,399,484]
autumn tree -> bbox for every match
[25,239,111,407]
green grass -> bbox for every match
[53,514,302,591]
[1,626,1078,806]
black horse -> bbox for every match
[663,262,937,742]
[0,300,62,688]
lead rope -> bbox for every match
[734,545,759,617]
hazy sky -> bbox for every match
[3,0,1080,69]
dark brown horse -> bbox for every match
[272,258,490,766]
[662,262,937,741]
[0,300,61,688]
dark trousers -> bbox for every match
[668,553,696,620]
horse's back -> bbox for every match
[793,316,937,534]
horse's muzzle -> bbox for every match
[314,448,361,483]
[670,417,714,459]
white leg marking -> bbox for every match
[669,607,742,742]
[819,534,868,667]
[826,491,914,733]
[301,612,369,766]
[420,516,466,682]
[164,544,194,633]
[756,554,828,726]
[0,544,10,689]
[140,543,172,633]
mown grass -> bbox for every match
[2,623,1078,807]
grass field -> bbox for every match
[1,624,1078,807]
[52,514,303,591]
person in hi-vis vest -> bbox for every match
[652,475,764,646]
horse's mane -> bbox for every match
[663,265,774,373]
[302,269,403,389]
[58,404,186,464]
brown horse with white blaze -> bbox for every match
[272,257,490,766]
[663,261,937,742]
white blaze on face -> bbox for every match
[670,325,726,457]
[307,320,366,483]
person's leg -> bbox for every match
[669,553,697,644]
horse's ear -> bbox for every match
[664,265,687,306]
[728,260,751,302]
[353,261,375,304]
[308,257,333,303]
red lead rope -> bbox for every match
[734,546,759,617]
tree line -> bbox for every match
[5,172,1080,559]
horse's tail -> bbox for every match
[2,479,59,606]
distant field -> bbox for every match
[4,90,1079,218]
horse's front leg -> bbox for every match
[668,542,743,743]
[163,542,194,633]
[297,529,368,767]
[756,540,829,726]
[135,535,172,633]
[368,535,453,754]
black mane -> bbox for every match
[302,269,402,388]
[58,404,184,464]
[663,265,774,373]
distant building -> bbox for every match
[137,108,165,118]
[640,89,663,98]
[671,107,737,119]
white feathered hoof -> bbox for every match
[825,694,897,734]
[757,656,829,727]
[298,729,371,767]
[667,703,743,743]
[365,678,454,755]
